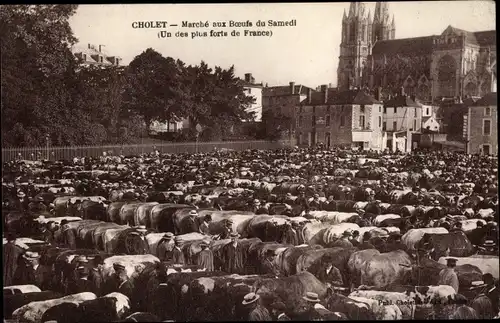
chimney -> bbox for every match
[328,83,332,88]
[88,43,91,49]
[290,82,295,94]
[321,85,328,103]
[308,88,312,104]
[99,45,102,52]
[265,83,268,88]
[244,73,252,83]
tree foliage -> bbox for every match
[1,5,258,147]
[259,110,292,141]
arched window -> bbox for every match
[349,22,356,42]
[464,82,477,97]
[437,55,457,97]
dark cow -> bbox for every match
[41,301,81,323]
[275,245,323,277]
[467,222,499,245]
[109,228,150,255]
[246,241,290,275]
[409,257,483,288]
[425,231,475,260]
[324,289,377,320]
[4,291,63,319]
[81,200,108,221]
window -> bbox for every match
[360,105,365,113]
[413,119,417,131]
[340,115,345,127]
[359,115,366,129]
[83,54,87,61]
[383,106,387,114]
[326,115,331,127]
[483,119,491,135]
[414,108,417,117]
[100,56,103,63]
[383,122,387,131]
[378,116,382,128]
[313,106,316,114]
[379,106,382,113]
[299,106,303,114]
[393,121,397,131]
[485,107,491,116]
[298,116,303,127]
[426,107,430,115]
[248,88,252,94]
[312,116,316,127]
[394,107,397,114]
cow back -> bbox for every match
[134,203,158,228]
[4,291,63,319]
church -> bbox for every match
[337,2,496,102]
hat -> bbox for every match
[163,232,174,239]
[113,262,126,271]
[433,200,440,206]
[76,255,89,263]
[375,200,381,203]
[271,301,287,312]
[35,196,44,202]
[253,199,260,205]
[136,225,148,233]
[242,292,260,305]
[286,193,292,197]
[17,191,26,198]
[342,231,352,237]
[189,210,198,216]
[484,240,495,247]
[303,292,321,303]
[77,266,89,275]
[230,232,239,238]
[445,257,458,264]
[23,251,40,260]
[200,241,210,248]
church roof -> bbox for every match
[372,36,434,56]
[443,26,496,46]
[472,92,497,106]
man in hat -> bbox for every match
[196,195,212,209]
[3,232,22,286]
[349,230,361,247]
[157,232,175,262]
[13,251,51,289]
[241,292,272,321]
[14,191,30,212]
[220,232,244,274]
[196,240,214,272]
[299,292,322,321]
[88,255,105,296]
[281,222,299,246]
[358,232,376,250]
[198,214,212,235]
[219,219,234,240]
[28,196,48,214]
[59,219,77,249]
[385,232,407,252]
[315,255,344,288]
[309,194,322,211]
[110,262,135,303]
[450,221,464,232]
[482,240,497,255]
[261,249,280,276]
[481,273,499,313]
[438,257,460,293]
[171,236,185,265]
[331,231,353,249]
[270,302,290,321]
[67,265,94,294]
[182,210,198,234]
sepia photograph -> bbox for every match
[1,1,498,322]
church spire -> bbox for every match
[343,9,347,22]
[367,9,372,24]
[348,2,358,18]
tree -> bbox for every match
[123,48,187,129]
[1,5,80,147]
[260,109,292,141]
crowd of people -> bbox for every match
[2,146,499,322]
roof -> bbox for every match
[263,85,314,97]
[443,26,496,47]
[384,95,422,108]
[242,81,263,88]
[472,92,497,106]
[303,89,380,106]
[372,36,434,56]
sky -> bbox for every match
[69,1,496,88]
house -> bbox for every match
[242,73,263,122]
[71,43,122,67]
[422,116,440,133]
[464,92,497,155]
[295,87,384,150]
[262,82,316,142]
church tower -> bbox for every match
[337,2,372,90]
[372,2,395,43]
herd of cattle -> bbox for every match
[2,147,499,322]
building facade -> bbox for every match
[464,92,497,155]
[337,2,496,101]
[72,43,122,67]
[296,88,384,150]
[337,2,395,91]
[242,73,264,122]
